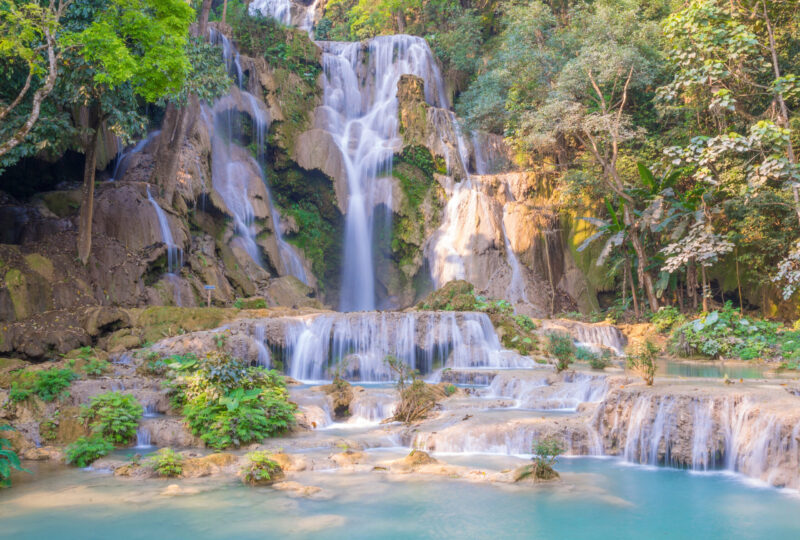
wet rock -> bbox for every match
[272,481,326,499]
[181,452,239,478]
[388,450,440,473]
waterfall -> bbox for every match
[279,311,525,382]
[135,427,152,448]
[253,324,271,368]
[595,391,800,488]
[317,36,449,311]
[110,130,161,181]
[250,0,293,26]
[146,185,183,274]
[206,30,308,282]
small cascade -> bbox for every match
[280,311,528,382]
[143,404,160,418]
[146,185,183,275]
[299,0,319,34]
[110,130,160,181]
[500,185,528,305]
[253,324,271,368]
[250,0,292,25]
[135,427,152,448]
[542,320,627,356]
[348,391,397,424]
[318,36,449,311]
[594,391,800,488]
[486,371,607,410]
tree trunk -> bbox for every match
[687,259,698,310]
[735,249,743,310]
[150,100,194,204]
[621,256,628,311]
[77,126,100,265]
[199,0,213,36]
[222,0,228,25]
[622,206,658,312]
[701,264,709,312]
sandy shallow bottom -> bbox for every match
[2,453,800,540]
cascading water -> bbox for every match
[317,36,449,311]
[280,311,528,382]
[146,186,182,274]
[110,130,160,181]
[206,30,308,282]
[250,0,293,26]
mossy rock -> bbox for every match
[38,190,82,218]
[417,280,476,310]
[133,307,236,344]
[513,463,560,483]
[23,254,54,282]
[235,297,268,310]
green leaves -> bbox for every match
[65,434,113,468]
[80,392,143,444]
[1,425,30,487]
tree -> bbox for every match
[62,0,194,264]
[0,0,70,159]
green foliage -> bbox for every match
[171,352,296,449]
[1,425,30,487]
[79,392,143,444]
[65,434,113,467]
[39,413,59,441]
[9,368,77,403]
[651,306,686,334]
[670,302,792,361]
[513,315,537,332]
[626,340,659,386]
[241,451,282,484]
[443,383,456,397]
[148,448,183,477]
[81,358,109,377]
[517,437,564,481]
[547,334,576,373]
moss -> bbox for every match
[4,268,29,320]
[39,190,82,218]
[390,146,439,273]
[266,161,343,292]
[135,307,236,344]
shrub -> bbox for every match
[547,334,576,373]
[443,383,457,396]
[9,368,77,403]
[386,356,440,423]
[516,437,564,482]
[148,448,183,477]
[174,352,296,449]
[241,451,282,485]
[1,425,30,487]
[82,358,110,377]
[627,340,660,386]
[513,314,537,332]
[651,306,685,333]
[65,435,114,467]
[80,392,143,444]
[575,347,612,370]
[39,413,60,441]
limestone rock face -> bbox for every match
[397,75,429,147]
[293,128,348,214]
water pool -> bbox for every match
[2,457,798,540]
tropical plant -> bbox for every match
[241,451,282,485]
[516,437,564,481]
[547,334,576,373]
[9,368,77,403]
[1,425,30,487]
[79,392,143,444]
[65,434,113,467]
[148,448,183,477]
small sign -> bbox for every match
[204,285,216,290]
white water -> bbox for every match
[281,311,528,382]
[110,130,160,181]
[250,0,292,26]
[206,30,308,282]
[317,36,449,311]
[135,427,152,449]
[145,185,183,274]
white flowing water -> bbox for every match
[317,36,449,311]
[281,311,528,382]
[135,427,152,449]
[145,185,183,274]
[206,30,308,281]
[250,0,293,26]
[110,130,160,181]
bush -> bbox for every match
[513,314,537,332]
[627,340,660,386]
[516,437,564,482]
[82,358,110,377]
[575,347,612,370]
[65,435,114,467]
[173,352,296,449]
[651,306,685,333]
[80,392,143,444]
[148,448,183,477]
[670,302,787,361]
[547,334,576,373]
[39,413,60,441]
[241,451,282,485]
[1,425,30,487]
[9,368,78,403]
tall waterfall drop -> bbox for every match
[317,36,450,311]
